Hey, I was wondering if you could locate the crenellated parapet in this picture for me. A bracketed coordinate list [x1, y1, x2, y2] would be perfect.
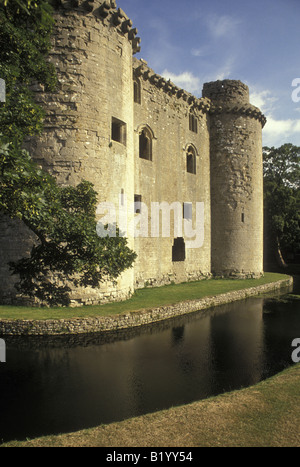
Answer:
[203, 80, 266, 127]
[209, 103, 267, 127]
[52, 0, 141, 54]
[133, 58, 211, 114]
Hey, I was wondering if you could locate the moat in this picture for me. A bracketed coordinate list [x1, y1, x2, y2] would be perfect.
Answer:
[0, 286, 299, 443]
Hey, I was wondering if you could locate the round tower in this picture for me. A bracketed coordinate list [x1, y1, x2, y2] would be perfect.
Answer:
[202, 80, 266, 278]
[0, 0, 140, 305]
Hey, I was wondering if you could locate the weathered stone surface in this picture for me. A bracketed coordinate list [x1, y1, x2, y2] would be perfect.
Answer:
[203, 81, 264, 278]
[0, 2, 266, 307]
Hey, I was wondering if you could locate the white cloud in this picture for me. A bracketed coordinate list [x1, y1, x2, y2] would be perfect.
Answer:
[249, 89, 278, 113]
[161, 69, 201, 94]
[191, 46, 210, 58]
[263, 116, 300, 147]
[207, 14, 242, 39]
[249, 87, 300, 146]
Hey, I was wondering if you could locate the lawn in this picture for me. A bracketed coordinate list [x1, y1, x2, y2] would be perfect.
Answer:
[2, 363, 300, 447]
[0, 272, 290, 320]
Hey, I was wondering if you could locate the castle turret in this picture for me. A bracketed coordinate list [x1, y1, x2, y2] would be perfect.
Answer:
[0, 0, 140, 305]
[202, 80, 266, 278]
[32, 1, 141, 304]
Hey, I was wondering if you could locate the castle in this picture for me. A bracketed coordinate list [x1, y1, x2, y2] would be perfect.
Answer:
[0, 0, 267, 306]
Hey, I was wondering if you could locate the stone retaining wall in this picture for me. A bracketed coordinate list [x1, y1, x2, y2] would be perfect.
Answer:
[0, 277, 293, 336]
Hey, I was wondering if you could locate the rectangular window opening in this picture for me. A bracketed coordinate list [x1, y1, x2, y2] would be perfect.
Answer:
[111, 117, 127, 145]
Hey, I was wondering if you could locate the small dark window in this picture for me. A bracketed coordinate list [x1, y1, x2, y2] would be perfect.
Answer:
[134, 78, 141, 104]
[134, 194, 142, 214]
[139, 128, 152, 161]
[111, 117, 126, 145]
[189, 113, 198, 133]
[187, 146, 196, 174]
[172, 237, 186, 262]
[241, 213, 245, 223]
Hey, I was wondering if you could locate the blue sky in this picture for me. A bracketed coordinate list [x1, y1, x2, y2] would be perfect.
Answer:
[120, 0, 300, 147]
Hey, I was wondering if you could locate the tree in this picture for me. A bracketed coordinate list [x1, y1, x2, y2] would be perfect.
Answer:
[0, 0, 136, 306]
[0, 0, 57, 143]
[263, 144, 300, 268]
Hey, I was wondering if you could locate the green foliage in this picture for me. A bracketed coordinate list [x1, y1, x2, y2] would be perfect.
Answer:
[263, 144, 300, 257]
[0, 0, 137, 306]
[0, 0, 57, 142]
[0, 137, 137, 306]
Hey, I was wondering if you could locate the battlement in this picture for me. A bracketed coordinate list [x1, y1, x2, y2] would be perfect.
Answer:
[203, 80, 266, 127]
[209, 102, 267, 127]
[133, 58, 211, 114]
[53, 0, 141, 54]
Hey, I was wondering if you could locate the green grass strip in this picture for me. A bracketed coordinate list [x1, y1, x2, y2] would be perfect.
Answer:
[0, 272, 289, 320]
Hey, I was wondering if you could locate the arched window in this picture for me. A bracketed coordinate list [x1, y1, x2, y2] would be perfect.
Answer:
[186, 145, 196, 174]
[134, 77, 141, 104]
[139, 127, 153, 161]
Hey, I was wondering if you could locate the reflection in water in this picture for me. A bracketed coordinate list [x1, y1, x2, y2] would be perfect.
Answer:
[0, 291, 299, 443]
[209, 299, 265, 392]
[171, 326, 185, 346]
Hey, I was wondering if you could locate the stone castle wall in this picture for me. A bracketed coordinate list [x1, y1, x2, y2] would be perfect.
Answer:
[133, 58, 212, 289]
[0, 1, 266, 306]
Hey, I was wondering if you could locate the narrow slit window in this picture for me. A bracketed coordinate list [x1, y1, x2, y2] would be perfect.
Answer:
[120, 189, 125, 206]
[189, 113, 198, 133]
[134, 78, 141, 104]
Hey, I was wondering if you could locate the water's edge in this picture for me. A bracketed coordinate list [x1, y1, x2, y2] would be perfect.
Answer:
[0, 277, 293, 336]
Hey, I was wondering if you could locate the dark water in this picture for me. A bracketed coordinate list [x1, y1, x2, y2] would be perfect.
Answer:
[0, 285, 300, 443]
